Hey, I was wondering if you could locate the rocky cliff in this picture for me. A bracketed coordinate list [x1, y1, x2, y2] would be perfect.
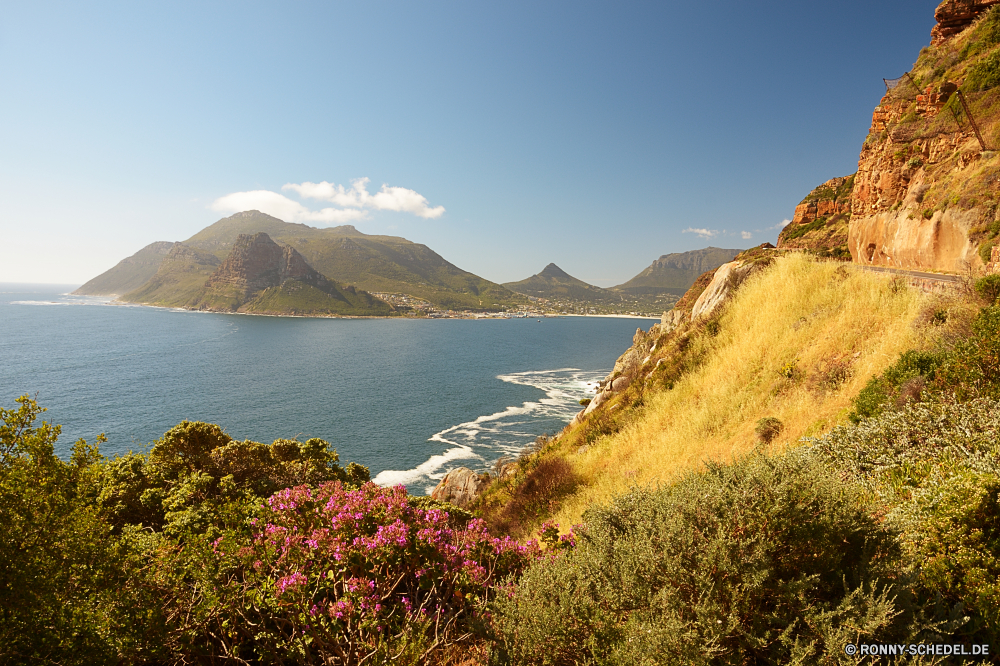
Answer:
[777, 176, 854, 258]
[845, 0, 1000, 273]
[193, 232, 392, 316]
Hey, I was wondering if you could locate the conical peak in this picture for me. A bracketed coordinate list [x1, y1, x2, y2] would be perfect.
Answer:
[539, 263, 571, 279]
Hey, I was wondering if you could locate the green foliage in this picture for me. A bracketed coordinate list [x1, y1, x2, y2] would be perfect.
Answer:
[809, 398, 1000, 643]
[974, 273, 1000, 303]
[893, 470, 1000, 644]
[849, 350, 943, 423]
[964, 49, 1000, 92]
[0, 397, 123, 665]
[754, 416, 783, 443]
[781, 216, 826, 242]
[492, 450, 914, 665]
[980, 239, 997, 265]
[960, 6, 1000, 60]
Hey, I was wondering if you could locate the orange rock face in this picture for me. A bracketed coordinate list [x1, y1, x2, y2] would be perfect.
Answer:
[205, 232, 328, 298]
[931, 0, 1000, 45]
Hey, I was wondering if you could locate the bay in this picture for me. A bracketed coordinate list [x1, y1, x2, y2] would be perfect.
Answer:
[0, 283, 654, 494]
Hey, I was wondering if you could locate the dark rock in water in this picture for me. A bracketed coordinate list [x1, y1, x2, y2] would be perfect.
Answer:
[430, 467, 488, 508]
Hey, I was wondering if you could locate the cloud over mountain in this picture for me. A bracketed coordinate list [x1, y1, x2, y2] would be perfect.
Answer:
[211, 178, 445, 224]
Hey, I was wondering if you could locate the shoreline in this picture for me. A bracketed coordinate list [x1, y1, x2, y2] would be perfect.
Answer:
[46, 292, 662, 321]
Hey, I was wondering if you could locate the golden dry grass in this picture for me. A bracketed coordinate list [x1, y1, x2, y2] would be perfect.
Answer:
[549, 254, 928, 530]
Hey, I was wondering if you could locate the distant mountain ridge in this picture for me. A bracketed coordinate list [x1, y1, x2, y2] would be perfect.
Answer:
[502, 263, 621, 302]
[77, 211, 526, 311]
[614, 247, 743, 296]
[121, 232, 391, 316]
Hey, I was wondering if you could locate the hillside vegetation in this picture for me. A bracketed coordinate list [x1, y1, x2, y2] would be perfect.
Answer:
[480, 254, 929, 535]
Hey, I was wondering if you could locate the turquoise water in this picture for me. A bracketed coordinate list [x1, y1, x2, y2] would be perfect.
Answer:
[0, 283, 654, 494]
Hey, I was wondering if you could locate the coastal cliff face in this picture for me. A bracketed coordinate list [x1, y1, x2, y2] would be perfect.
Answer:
[846, 0, 1000, 273]
[203, 232, 325, 300]
[777, 176, 854, 257]
[932, 0, 1000, 44]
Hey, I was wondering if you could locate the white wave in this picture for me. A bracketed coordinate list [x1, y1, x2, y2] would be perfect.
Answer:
[372, 445, 480, 487]
[373, 367, 607, 493]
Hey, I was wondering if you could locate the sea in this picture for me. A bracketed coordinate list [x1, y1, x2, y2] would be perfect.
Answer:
[0, 284, 655, 494]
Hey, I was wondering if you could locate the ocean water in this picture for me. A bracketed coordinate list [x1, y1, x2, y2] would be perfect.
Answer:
[0, 284, 654, 494]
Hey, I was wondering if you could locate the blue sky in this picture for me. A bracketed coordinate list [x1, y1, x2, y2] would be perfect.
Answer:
[1, 0, 940, 286]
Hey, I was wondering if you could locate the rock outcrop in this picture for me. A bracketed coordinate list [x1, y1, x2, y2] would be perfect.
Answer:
[932, 0, 1000, 45]
[777, 176, 854, 257]
[204, 232, 326, 299]
[430, 467, 488, 508]
[690, 260, 757, 321]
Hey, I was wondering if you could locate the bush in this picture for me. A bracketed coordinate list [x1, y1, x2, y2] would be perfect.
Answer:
[979, 240, 996, 265]
[965, 50, 1000, 92]
[849, 350, 943, 422]
[893, 470, 1000, 645]
[754, 416, 783, 443]
[975, 273, 1000, 303]
[492, 450, 914, 665]
[210, 483, 538, 663]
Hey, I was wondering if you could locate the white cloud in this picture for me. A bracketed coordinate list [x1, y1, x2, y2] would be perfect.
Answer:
[772, 219, 792, 230]
[682, 227, 718, 239]
[741, 231, 753, 240]
[210, 177, 445, 225]
[282, 177, 445, 219]
[210, 190, 367, 224]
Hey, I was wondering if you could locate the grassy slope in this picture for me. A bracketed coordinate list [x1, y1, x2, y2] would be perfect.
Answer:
[119, 245, 221, 307]
[613, 247, 742, 296]
[73, 241, 176, 295]
[487, 255, 928, 536]
[184, 212, 526, 311]
[241, 281, 393, 316]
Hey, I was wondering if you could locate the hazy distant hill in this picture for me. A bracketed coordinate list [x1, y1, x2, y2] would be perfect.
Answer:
[77, 211, 526, 311]
[502, 264, 620, 302]
[614, 247, 742, 296]
[73, 241, 177, 295]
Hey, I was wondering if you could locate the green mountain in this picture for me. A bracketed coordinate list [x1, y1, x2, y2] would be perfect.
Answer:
[181, 211, 525, 311]
[614, 247, 743, 296]
[502, 263, 619, 301]
[121, 244, 222, 307]
[73, 241, 177, 295]
[122, 233, 391, 316]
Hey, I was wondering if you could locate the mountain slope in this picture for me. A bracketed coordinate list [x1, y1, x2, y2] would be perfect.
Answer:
[502, 263, 620, 301]
[189, 232, 391, 316]
[183, 211, 525, 311]
[614, 247, 743, 296]
[73, 242, 177, 295]
[120, 244, 222, 307]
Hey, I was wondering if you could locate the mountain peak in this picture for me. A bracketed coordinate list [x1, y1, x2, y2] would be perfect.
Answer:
[539, 263, 571, 279]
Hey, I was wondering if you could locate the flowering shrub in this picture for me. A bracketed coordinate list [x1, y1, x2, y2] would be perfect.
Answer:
[214, 482, 539, 664]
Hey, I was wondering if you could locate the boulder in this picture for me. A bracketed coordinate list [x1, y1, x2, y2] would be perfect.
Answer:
[430, 467, 488, 508]
[611, 375, 632, 392]
[690, 261, 756, 321]
[584, 390, 610, 415]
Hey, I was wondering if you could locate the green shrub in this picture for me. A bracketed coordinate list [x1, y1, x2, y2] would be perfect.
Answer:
[754, 416, 783, 443]
[492, 450, 915, 665]
[974, 273, 1000, 303]
[893, 470, 1000, 645]
[965, 49, 1000, 91]
[980, 240, 997, 265]
[849, 350, 943, 422]
[932, 305, 1000, 399]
